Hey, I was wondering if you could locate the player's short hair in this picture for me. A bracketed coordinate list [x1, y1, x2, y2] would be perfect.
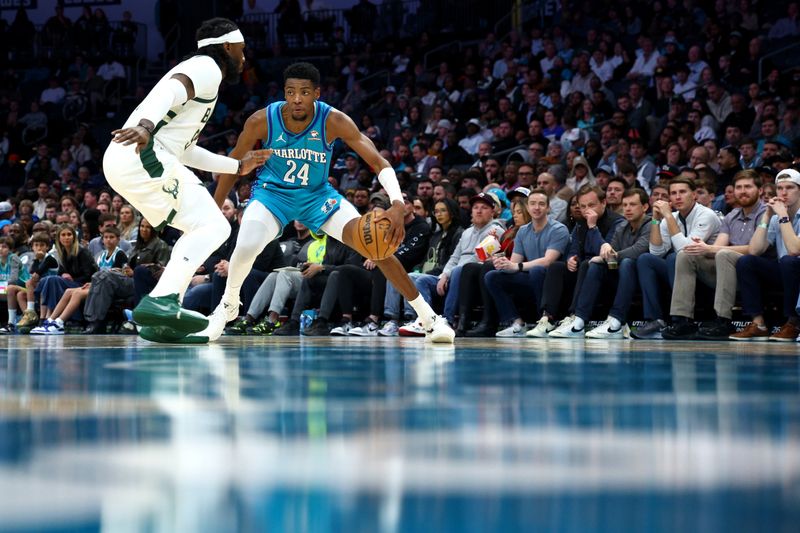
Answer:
[284, 62, 321, 87]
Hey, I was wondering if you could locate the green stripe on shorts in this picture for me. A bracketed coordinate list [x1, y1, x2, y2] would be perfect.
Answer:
[139, 136, 164, 178]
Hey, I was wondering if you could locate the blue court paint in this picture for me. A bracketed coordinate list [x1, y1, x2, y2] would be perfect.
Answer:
[1, 336, 799, 532]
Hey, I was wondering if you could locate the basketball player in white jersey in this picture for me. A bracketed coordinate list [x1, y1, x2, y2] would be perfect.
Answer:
[103, 18, 270, 343]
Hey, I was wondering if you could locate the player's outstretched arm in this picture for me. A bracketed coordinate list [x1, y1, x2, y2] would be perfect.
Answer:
[213, 109, 271, 208]
[111, 74, 195, 154]
[327, 109, 405, 248]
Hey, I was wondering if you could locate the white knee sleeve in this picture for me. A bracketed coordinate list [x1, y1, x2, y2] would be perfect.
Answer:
[224, 201, 282, 301]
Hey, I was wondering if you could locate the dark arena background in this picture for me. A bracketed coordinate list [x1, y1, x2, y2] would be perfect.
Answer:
[1, 1, 800, 531]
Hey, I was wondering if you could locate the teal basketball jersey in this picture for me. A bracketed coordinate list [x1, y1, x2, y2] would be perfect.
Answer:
[257, 101, 334, 191]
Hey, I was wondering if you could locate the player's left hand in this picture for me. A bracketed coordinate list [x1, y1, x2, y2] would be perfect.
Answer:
[239, 149, 273, 175]
[375, 201, 405, 249]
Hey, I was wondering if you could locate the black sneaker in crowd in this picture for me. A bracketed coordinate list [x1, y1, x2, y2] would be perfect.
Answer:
[661, 318, 699, 340]
[273, 319, 300, 336]
[303, 318, 331, 336]
[631, 319, 666, 340]
[697, 317, 736, 340]
[224, 317, 252, 336]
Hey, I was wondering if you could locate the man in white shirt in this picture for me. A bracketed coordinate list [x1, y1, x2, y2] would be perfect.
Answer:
[626, 37, 660, 81]
[97, 57, 126, 82]
[590, 49, 614, 83]
[686, 45, 709, 85]
[458, 118, 490, 155]
[632, 178, 721, 338]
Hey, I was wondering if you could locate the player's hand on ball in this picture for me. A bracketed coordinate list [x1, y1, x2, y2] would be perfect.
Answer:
[374, 202, 405, 250]
[239, 149, 272, 175]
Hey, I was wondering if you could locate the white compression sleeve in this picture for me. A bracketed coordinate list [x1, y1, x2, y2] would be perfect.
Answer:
[129, 77, 188, 127]
[181, 144, 239, 174]
[377, 167, 403, 204]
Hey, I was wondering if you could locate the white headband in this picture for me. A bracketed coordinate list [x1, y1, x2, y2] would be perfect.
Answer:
[197, 29, 244, 49]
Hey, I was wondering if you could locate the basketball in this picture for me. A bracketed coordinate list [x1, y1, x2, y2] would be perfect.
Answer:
[350, 208, 398, 261]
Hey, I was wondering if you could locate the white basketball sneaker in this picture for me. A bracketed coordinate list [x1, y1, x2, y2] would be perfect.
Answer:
[426, 315, 455, 344]
[190, 300, 239, 342]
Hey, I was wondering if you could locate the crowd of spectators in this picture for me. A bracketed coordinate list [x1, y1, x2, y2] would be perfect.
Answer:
[1, 1, 800, 341]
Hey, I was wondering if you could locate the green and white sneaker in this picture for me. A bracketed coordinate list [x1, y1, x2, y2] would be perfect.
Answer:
[133, 294, 208, 334]
[139, 325, 209, 344]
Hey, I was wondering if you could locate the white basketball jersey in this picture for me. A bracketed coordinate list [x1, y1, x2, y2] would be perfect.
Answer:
[123, 55, 222, 157]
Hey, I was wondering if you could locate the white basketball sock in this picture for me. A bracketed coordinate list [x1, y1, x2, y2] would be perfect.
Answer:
[572, 316, 585, 331]
[150, 183, 231, 300]
[408, 295, 435, 326]
[223, 202, 280, 305]
[151, 223, 230, 299]
[609, 316, 622, 330]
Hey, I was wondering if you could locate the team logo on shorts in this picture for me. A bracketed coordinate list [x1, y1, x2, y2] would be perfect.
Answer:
[309, 130, 320, 141]
[162, 178, 180, 199]
[321, 198, 338, 214]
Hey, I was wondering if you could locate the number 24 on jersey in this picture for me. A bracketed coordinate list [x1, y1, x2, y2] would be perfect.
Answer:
[282, 160, 309, 186]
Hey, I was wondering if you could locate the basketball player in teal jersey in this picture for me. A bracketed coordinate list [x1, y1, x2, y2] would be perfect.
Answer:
[198, 62, 454, 343]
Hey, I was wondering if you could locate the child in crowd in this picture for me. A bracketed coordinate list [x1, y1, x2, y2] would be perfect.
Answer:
[31, 226, 126, 334]
[5, 232, 55, 332]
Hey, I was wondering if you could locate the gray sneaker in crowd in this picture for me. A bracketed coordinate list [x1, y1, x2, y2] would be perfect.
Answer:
[496, 322, 527, 337]
[631, 319, 666, 340]
[378, 320, 399, 337]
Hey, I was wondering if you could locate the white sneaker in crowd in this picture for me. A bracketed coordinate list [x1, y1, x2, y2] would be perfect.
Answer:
[585, 318, 624, 339]
[399, 319, 426, 337]
[349, 320, 380, 336]
[30, 320, 56, 335]
[548, 315, 584, 338]
[526, 316, 555, 338]
[330, 322, 355, 336]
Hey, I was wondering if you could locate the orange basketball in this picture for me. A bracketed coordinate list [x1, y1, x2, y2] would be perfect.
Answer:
[351, 209, 398, 261]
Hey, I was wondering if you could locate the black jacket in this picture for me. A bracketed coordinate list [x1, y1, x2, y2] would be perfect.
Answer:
[394, 215, 432, 271]
[58, 247, 98, 284]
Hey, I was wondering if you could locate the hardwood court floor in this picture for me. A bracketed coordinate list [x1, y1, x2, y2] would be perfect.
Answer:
[1, 335, 799, 532]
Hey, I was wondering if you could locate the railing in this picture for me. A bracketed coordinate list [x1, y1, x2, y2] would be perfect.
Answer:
[236, 0, 526, 53]
[198, 128, 236, 148]
[31, 21, 148, 63]
[758, 40, 800, 83]
[162, 24, 181, 69]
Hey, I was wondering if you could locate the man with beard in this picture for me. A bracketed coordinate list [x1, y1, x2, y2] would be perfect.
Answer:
[660, 170, 766, 339]
[102, 18, 270, 342]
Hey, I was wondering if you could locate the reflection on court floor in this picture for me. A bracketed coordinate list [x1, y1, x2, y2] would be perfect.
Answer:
[1, 336, 799, 532]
